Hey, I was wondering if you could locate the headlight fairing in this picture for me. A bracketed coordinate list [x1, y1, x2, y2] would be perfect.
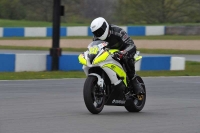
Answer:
[78, 54, 87, 65]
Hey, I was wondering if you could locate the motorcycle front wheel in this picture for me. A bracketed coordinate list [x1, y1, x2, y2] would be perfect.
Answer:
[83, 76, 105, 114]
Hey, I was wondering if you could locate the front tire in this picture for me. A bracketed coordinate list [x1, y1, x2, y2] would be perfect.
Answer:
[83, 76, 105, 114]
[125, 76, 146, 112]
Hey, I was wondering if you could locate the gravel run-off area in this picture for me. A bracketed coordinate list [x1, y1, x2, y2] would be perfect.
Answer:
[0, 39, 200, 50]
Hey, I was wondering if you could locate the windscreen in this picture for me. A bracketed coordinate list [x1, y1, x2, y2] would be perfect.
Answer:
[87, 40, 107, 63]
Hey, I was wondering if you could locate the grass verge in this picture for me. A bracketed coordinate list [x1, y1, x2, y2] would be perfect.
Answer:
[0, 35, 200, 40]
[0, 45, 200, 55]
[139, 49, 200, 55]
[0, 61, 199, 80]
[0, 45, 87, 52]
[0, 71, 86, 80]
[131, 35, 200, 40]
[0, 19, 89, 27]
[1, 19, 200, 27]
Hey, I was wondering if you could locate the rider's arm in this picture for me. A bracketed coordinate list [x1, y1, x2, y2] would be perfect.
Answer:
[119, 30, 136, 55]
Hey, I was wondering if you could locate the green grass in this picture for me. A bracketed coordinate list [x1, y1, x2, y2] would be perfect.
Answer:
[0, 35, 200, 40]
[0, 45, 87, 52]
[0, 19, 52, 27]
[0, 71, 86, 80]
[0, 37, 92, 40]
[0, 19, 89, 27]
[0, 61, 199, 80]
[0, 45, 200, 55]
[127, 23, 200, 26]
[131, 35, 200, 40]
[139, 49, 200, 55]
[1, 19, 200, 27]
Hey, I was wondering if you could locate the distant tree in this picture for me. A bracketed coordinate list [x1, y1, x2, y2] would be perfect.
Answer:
[112, 0, 132, 24]
[21, 0, 83, 23]
[21, 0, 53, 21]
[193, 0, 200, 22]
[61, 0, 83, 23]
[115, 0, 198, 24]
[1, 0, 199, 24]
[80, 0, 116, 23]
[0, 0, 25, 19]
[2, 0, 117, 23]
[61, 0, 116, 23]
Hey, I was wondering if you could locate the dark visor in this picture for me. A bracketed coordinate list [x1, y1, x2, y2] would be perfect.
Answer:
[93, 22, 107, 37]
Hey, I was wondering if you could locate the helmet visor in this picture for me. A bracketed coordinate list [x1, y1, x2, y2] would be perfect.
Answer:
[92, 22, 107, 37]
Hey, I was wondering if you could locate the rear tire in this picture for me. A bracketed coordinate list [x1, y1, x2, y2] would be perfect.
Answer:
[125, 76, 146, 112]
[83, 76, 105, 114]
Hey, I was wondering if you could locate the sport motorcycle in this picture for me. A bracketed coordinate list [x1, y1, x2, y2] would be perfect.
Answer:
[78, 40, 146, 114]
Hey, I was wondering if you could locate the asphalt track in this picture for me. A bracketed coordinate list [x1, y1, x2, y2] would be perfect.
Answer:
[0, 77, 200, 133]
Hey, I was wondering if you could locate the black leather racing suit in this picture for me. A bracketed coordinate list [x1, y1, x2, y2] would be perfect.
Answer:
[93, 24, 137, 79]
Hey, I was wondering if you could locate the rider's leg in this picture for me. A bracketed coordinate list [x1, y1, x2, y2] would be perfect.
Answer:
[123, 46, 144, 95]
[126, 58, 144, 95]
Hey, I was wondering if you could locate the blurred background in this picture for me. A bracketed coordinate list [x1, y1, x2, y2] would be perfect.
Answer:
[0, 0, 200, 77]
[0, 0, 200, 25]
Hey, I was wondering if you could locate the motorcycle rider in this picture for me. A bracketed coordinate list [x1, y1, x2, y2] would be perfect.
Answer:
[90, 17, 144, 95]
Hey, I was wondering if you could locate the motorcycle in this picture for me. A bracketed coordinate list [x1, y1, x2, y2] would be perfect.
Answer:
[78, 40, 146, 114]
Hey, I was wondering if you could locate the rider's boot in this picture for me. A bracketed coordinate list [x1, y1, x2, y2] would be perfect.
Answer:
[130, 76, 145, 95]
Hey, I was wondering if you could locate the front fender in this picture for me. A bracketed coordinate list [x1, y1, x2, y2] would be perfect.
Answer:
[88, 73, 104, 88]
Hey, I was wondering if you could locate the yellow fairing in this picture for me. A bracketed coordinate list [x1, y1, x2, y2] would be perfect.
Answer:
[108, 49, 119, 54]
[103, 63, 127, 86]
[134, 56, 142, 62]
[78, 54, 87, 65]
[93, 51, 109, 65]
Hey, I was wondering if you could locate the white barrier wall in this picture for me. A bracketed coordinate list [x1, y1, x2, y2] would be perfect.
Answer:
[15, 54, 47, 72]
[0, 28, 3, 37]
[25, 27, 46, 37]
[145, 26, 165, 36]
[135, 60, 142, 71]
[170, 57, 185, 70]
[0, 26, 166, 37]
[67, 26, 88, 36]
[0, 53, 186, 72]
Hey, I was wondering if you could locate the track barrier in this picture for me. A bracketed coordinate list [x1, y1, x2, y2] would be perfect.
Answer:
[0, 54, 185, 72]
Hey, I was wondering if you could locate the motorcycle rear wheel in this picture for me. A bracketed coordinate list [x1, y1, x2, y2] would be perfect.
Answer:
[83, 76, 105, 114]
[125, 76, 146, 112]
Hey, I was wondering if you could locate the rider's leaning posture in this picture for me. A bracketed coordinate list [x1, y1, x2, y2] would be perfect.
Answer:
[90, 17, 144, 95]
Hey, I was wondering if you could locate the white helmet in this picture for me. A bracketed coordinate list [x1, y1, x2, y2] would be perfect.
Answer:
[90, 17, 109, 40]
